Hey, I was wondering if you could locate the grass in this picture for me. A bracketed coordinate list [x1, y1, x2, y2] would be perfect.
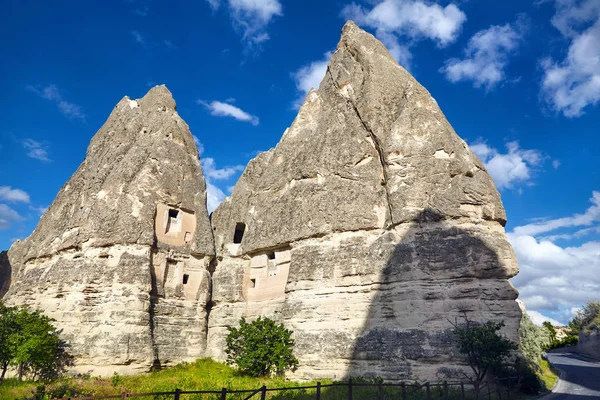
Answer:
[0, 358, 547, 400]
[538, 358, 559, 391]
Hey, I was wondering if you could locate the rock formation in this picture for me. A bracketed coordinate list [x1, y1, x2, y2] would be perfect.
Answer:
[2, 86, 214, 375]
[208, 21, 521, 381]
[1, 21, 521, 381]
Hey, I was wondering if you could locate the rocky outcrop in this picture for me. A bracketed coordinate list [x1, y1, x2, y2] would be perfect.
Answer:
[2, 86, 214, 375]
[0, 251, 10, 298]
[208, 21, 520, 381]
[1, 21, 521, 381]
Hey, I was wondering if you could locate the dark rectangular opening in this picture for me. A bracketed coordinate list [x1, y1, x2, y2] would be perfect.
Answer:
[183, 274, 189, 285]
[249, 278, 256, 288]
[268, 252, 275, 260]
[168, 209, 179, 219]
[233, 222, 246, 244]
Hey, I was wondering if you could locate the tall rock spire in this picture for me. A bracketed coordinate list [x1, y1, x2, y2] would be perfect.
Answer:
[208, 21, 520, 381]
[2, 85, 215, 374]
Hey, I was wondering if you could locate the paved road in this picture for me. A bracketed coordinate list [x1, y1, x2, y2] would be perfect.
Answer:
[544, 352, 600, 399]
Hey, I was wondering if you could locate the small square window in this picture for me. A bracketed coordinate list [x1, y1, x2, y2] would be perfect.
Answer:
[249, 278, 256, 288]
[268, 252, 275, 260]
[183, 274, 189, 285]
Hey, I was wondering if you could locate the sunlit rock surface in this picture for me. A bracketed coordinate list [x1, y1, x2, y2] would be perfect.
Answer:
[208, 21, 521, 381]
[2, 86, 215, 375]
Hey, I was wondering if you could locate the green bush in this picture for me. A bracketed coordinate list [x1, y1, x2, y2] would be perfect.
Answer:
[225, 317, 299, 377]
[0, 302, 73, 383]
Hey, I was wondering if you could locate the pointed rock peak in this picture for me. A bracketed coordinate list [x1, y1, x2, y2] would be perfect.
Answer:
[138, 84, 176, 111]
[336, 20, 397, 65]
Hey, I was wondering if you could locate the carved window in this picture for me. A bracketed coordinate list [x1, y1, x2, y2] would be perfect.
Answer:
[233, 222, 246, 244]
[267, 252, 275, 260]
[250, 278, 256, 288]
[183, 274, 189, 285]
[166, 209, 181, 233]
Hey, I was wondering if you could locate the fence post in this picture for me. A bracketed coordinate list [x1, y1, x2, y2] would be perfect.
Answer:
[174, 388, 181, 400]
[121, 391, 127, 400]
[507, 376, 511, 400]
[496, 378, 501, 400]
[487, 378, 491, 400]
[460, 382, 465, 400]
[401, 382, 406, 400]
[426, 382, 430, 400]
[444, 381, 448, 400]
[316, 382, 321, 400]
[220, 387, 227, 400]
[348, 378, 353, 400]
[261, 385, 267, 400]
[378, 381, 383, 400]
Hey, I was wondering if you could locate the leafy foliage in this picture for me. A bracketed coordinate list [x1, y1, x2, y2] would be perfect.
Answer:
[570, 300, 600, 335]
[225, 317, 299, 377]
[451, 314, 517, 389]
[519, 312, 551, 364]
[0, 302, 72, 383]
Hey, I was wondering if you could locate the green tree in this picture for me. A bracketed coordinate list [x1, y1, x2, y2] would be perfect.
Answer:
[542, 321, 556, 342]
[520, 313, 551, 364]
[451, 314, 517, 392]
[0, 303, 17, 383]
[225, 316, 299, 377]
[0, 302, 72, 383]
[570, 300, 600, 334]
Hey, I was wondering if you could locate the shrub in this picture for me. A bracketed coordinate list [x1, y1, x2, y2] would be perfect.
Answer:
[451, 314, 517, 391]
[225, 317, 299, 377]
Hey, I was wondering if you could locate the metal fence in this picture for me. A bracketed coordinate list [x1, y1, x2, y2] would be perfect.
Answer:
[56, 377, 519, 400]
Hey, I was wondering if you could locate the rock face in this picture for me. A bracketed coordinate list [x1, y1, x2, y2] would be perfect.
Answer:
[2, 86, 215, 375]
[1, 22, 521, 381]
[208, 21, 521, 381]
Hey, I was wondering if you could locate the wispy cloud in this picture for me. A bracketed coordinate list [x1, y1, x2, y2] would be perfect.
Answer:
[470, 141, 543, 190]
[131, 30, 146, 46]
[441, 15, 528, 90]
[512, 191, 600, 237]
[540, 0, 600, 117]
[198, 99, 259, 125]
[201, 158, 244, 180]
[195, 138, 245, 213]
[205, 0, 283, 48]
[0, 187, 30, 203]
[27, 84, 86, 121]
[341, 0, 467, 68]
[291, 51, 332, 109]
[21, 139, 51, 162]
[0, 204, 23, 230]
[509, 191, 600, 325]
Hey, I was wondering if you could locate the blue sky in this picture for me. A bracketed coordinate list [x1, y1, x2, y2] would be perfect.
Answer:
[0, 0, 598, 326]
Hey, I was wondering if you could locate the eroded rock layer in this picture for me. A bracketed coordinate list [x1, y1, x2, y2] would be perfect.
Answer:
[208, 21, 521, 381]
[3, 86, 214, 375]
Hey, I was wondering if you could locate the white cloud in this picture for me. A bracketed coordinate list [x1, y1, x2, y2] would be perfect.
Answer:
[509, 191, 600, 325]
[540, 0, 600, 117]
[291, 51, 332, 109]
[29, 205, 48, 216]
[201, 158, 245, 180]
[131, 30, 145, 46]
[0, 187, 30, 203]
[193, 135, 204, 156]
[512, 191, 600, 237]
[206, 182, 227, 213]
[341, 0, 467, 67]
[198, 100, 259, 125]
[206, 0, 282, 47]
[0, 204, 23, 230]
[195, 139, 244, 213]
[527, 310, 564, 327]
[22, 139, 51, 162]
[552, 160, 561, 169]
[470, 141, 543, 190]
[27, 84, 86, 121]
[441, 17, 527, 89]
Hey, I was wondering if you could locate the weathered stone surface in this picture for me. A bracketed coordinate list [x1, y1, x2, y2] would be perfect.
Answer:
[2, 86, 214, 375]
[2, 21, 521, 382]
[0, 250, 10, 298]
[208, 21, 520, 382]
